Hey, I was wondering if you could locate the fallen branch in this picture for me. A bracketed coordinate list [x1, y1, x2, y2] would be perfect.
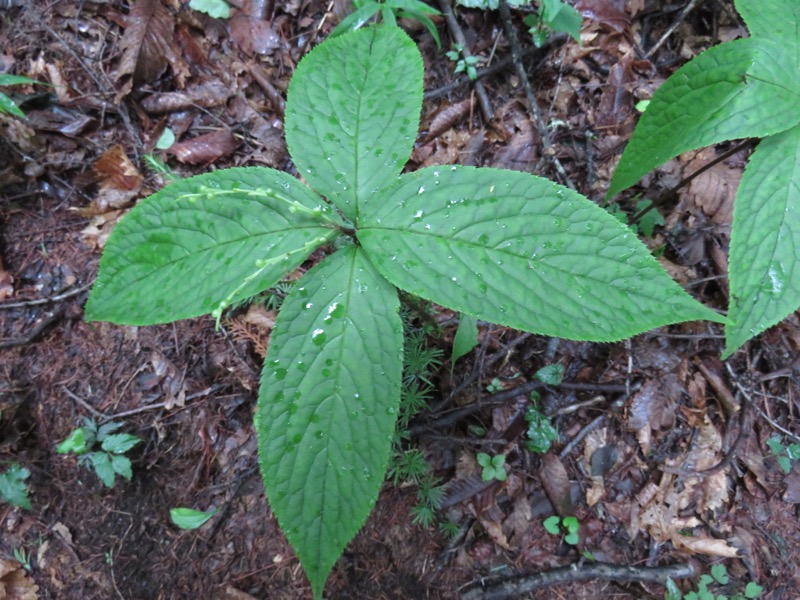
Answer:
[462, 561, 696, 600]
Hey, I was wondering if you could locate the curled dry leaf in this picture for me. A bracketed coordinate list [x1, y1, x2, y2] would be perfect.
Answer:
[81, 144, 144, 216]
[140, 80, 231, 115]
[230, 0, 280, 56]
[167, 129, 239, 165]
[424, 99, 471, 144]
[539, 453, 574, 516]
[114, 0, 190, 102]
[0, 558, 39, 600]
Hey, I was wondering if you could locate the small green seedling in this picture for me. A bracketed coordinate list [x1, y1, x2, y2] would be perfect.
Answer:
[189, 0, 230, 19]
[523, 0, 583, 47]
[12, 547, 32, 572]
[0, 74, 45, 118]
[85, 25, 722, 598]
[170, 507, 219, 530]
[533, 362, 564, 385]
[446, 43, 481, 80]
[57, 418, 142, 488]
[543, 514, 579, 545]
[332, 0, 442, 47]
[766, 435, 800, 474]
[0, 463, 32, 510]
[524, 397, 558, 453]
[477, 452, 507, 481]
[665, 564, 763, 600]
[608, 0, 800, 357]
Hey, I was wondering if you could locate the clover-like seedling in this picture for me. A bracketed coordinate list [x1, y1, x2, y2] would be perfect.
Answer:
[85, 25, 722, 598]
[608, 0, 800, 357]
[477, 452, 507, 481]
[543, 515, 579, 545]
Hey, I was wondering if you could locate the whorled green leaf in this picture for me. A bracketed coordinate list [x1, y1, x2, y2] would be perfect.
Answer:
[725, 124, 800, 357]
[85, 167, 342, 325]
[359, 166, 724, 342]
[607, 37, 800, 198]
[285, 26, 423, 223]
[256, 245, 403, 599]
[736, 0, 800, 63]
[0, 92, 25, 118]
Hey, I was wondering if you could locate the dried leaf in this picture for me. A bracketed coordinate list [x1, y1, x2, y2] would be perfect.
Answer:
[230, 9, 281, 56]
[115, 0, 190, 102]
[140, 80, 231, 115]
[684, 147, 740, 226]
[167, 129, 239, 165]
[424, 99, 471, 143]
[0, 558, 39, 600]
[539, 454, 574, 516]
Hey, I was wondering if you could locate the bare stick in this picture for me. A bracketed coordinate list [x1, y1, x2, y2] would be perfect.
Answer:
[462, 561, 696, 599]
[0, 282, 93, 310]
[644, 0, 703, 60]
[497, 0, 574, 189]
[438, 0, 494, 122]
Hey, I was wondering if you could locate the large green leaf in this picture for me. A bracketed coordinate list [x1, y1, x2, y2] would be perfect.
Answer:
[725, 124, 800, 357]
[256, 245, 403, 599]
[359, 166, 724, 341]
[285, 26, 423, 223]
[85, 168, 341, 325]
[736, 0, 800, 63]
[607, 38, 800, 198]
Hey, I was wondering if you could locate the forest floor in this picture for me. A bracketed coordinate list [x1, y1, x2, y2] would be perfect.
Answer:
[1, 0, 800, 598]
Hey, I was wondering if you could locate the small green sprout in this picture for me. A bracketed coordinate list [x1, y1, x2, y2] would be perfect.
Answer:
[524, 396, 558, 453]
[665, 564, 763, 600]
[12, 547, 32, 572]
[446, 43, 481, 80]
[57, 418, 142, 488]
[476, 452, 507, 481]
[0, 464, 32, 510]
[766, 435, 800, 474]
[543, 514, 579, 545]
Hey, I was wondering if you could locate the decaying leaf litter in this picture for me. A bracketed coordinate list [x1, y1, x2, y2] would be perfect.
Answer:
[1, 0, 799, 598]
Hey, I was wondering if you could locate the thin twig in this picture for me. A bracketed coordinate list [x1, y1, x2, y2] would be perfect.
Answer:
[644, 0, 703, 59]
[461, 561, 696, 600]
[424, 35, 566, 101]
[62, 386, 107, 419]
[0, 282, 93, 310]
[629, 139, 752, 223]
[497, 0, 575, 189]
[0, 307, 64, 348]
[438, 0, 494, 122]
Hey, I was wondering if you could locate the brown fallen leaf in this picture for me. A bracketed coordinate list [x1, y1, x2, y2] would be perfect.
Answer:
[140, 80, 231, 115]
[539, 453, 574, 516]
[114, 0, 190, 102]
[167, 129, 239, 165]
[0, 558, 39, 600]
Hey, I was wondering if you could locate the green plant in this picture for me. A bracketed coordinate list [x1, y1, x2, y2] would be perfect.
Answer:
[524, 396, 558, 453]
[332, 0, 442, 47]
[0, 74, 44, 118]
[446, 43, 481, 80]
[665, 564, 763, 600]
[485, 377, 504, 393]
[543, 514, 579, 545]
[766, 435, 800, 474]
[189, 0, 230, 19]
[12, 547, 32, 572]
[85, 25, 722, 598]
[0, 464, 31, 510]
[56, 418, 142, 488]
[607, 0, 800, 358]
[476, 452, 507, 481]
[522, 0, 582, 47]
[170, 507, 219, 529]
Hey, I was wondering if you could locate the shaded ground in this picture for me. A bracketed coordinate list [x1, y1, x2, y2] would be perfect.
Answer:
[2, 0, 800, 598]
